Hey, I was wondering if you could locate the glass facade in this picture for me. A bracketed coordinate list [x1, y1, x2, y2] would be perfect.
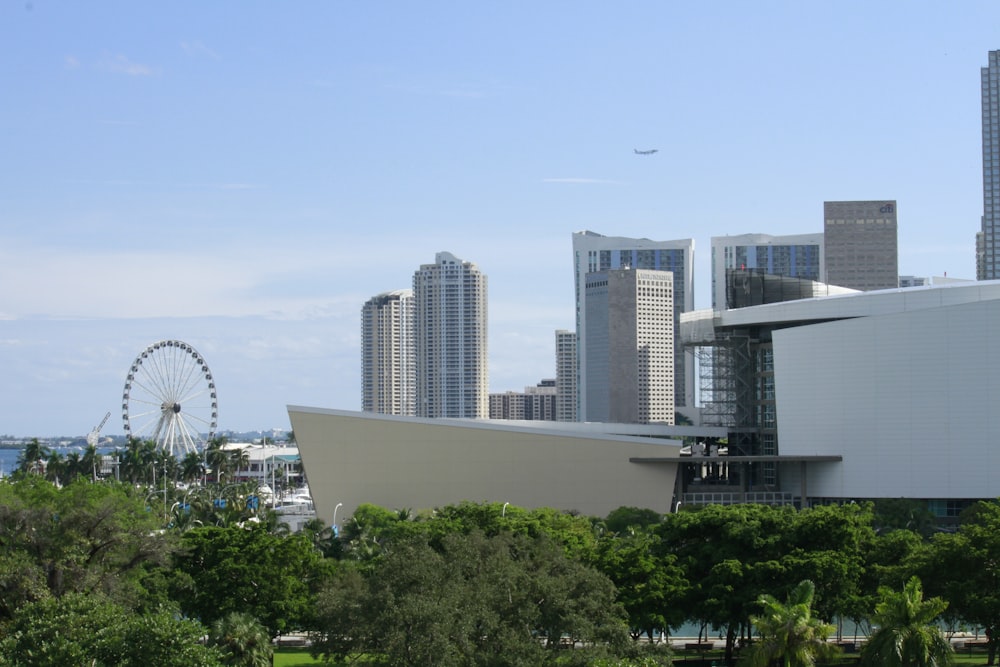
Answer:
[711, 234, 823, 309]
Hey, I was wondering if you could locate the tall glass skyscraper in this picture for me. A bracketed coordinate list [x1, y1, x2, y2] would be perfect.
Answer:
[980, 50, 1000, 280]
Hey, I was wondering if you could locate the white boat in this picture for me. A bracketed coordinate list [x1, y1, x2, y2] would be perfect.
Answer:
[274, 486, 316, 531]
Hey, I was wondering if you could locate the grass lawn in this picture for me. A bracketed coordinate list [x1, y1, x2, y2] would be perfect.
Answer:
[953, 651, 994, 666]
[274, 645, 996, 666]
[273, 648, 323, 666]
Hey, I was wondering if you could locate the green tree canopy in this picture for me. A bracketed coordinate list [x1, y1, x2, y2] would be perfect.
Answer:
[595, 526, 689, 641]
[312, 530, 630, 666]
[0, 592, 222, 667]
[604, 505, 664, 535]
[171, 522, 329, 636]
[0, 477, 174, 621]
[920, 500, 1000, 664]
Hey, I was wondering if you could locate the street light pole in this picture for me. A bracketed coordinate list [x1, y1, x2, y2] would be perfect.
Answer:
[333, 502, 343, 528]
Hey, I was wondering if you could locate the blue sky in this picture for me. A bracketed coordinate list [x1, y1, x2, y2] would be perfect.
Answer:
[2, 1, 996, 437]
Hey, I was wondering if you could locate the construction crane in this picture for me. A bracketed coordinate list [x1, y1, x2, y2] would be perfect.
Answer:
[87, 411, 111, 448]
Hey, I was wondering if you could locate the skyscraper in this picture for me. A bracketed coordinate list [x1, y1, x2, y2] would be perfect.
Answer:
[572, 231, 694, 420]
[823, 200, 898, 291]
[980, 50, 1000, 280]
[361, 289, 415, 415]
[710, 233, 824, 309]
[554, 329, 577, 422]
[583, 268, 675, 424]
[413, 251, 488, 419]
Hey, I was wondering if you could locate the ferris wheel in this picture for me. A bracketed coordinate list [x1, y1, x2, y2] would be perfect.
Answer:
[122, 339, 218, 457]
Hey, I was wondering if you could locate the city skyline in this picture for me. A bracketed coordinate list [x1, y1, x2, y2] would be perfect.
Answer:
[2, 3, 997, 436]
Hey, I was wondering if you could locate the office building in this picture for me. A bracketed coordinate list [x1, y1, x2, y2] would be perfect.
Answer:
[572, 232, 694, 418]
[413, 252, 488, 419]
[584, 268, 675, 424]
[554, 329, 577, 422]
[823, 200, 898, 291]
[489, 379, 557, 421]
[710, 233, 824, 309]
[980, 50, 1000, 279]
[361, 290, 415, 416]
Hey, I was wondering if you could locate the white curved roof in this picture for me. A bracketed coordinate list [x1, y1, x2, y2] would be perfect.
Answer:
[718, 280, 1000, 328]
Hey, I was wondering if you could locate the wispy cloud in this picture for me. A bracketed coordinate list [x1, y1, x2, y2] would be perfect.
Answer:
[64, 55, 80, 70]
[541, 177, 623, 185]
[180, 41, 219, 60]
[98, 52, 153, 76]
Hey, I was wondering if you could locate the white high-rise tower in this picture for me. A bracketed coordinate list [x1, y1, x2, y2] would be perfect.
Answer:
[361, 290, 415, 415]
[413, 252, 488, 419]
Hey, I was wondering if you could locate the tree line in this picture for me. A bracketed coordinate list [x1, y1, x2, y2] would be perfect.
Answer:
[1, 469, 998, 666]
[16, 436, 269, 487]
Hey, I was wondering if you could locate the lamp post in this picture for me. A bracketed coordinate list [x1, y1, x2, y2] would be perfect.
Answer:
[333, 502, 343, 528]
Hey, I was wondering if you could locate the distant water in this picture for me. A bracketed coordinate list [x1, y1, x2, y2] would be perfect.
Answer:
[0, 446, 119, 478]
[0, 447, 22, 476]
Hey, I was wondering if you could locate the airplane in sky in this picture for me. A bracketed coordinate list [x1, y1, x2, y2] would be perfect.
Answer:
[634, 148, 658, 155]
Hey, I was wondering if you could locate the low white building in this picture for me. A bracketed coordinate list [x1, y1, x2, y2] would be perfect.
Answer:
[219, 442, 306, 493]
[681, 280, 1000, 518]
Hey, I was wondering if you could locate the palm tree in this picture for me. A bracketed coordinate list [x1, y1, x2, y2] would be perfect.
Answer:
[744, 579, 840, 667]
[205, 437, 230, 483]
[17, 438, 49, 475]
[209, 611, 273, 666]
[81, 443, 100, 481]
[228, 446, 249, 482]
[44, 450, 65, 485]
[861, 577, 954, 667]
[301, 517, 338, 556]
[64, 451, 83, 484]
[180, 451, 205, 484]
[119, 438, 157, 485]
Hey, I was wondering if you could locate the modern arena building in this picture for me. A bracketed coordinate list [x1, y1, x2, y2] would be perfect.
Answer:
[288, 280, 1000, 528]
